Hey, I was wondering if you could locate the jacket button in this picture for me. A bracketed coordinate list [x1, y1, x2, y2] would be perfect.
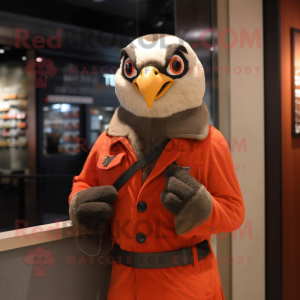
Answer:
[136, 233, 146, 244]
[137, 201, 147, 212]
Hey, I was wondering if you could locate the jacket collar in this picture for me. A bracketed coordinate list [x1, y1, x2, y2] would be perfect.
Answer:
[107, 101, 210, 141]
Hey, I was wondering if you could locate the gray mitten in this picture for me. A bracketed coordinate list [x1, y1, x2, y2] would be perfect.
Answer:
[69, 186, 118, 235]
[161, 165, 213, 235]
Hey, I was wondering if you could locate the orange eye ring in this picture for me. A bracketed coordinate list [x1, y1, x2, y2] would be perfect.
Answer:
[169, 56, 183, 74]
[124, 59, 134, 77]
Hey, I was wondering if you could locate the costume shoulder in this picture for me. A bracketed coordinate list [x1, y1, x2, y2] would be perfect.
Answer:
[205, 125, 230, 153]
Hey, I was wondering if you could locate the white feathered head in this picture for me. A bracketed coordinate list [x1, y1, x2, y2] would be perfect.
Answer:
[115, 34, 205, 118]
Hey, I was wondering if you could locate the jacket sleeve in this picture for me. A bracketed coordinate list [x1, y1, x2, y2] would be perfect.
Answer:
[68, 134, 104, 204]
[182, 127, 245, 237]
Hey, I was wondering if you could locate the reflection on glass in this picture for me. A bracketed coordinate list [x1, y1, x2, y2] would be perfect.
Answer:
[43, 103, 80, 155]
[294, 30, 300, 135]
[295, 69, 300, 134]
[90, 106, 116, 144]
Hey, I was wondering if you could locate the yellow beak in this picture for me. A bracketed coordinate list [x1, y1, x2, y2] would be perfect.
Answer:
[132, 66, 174, 108]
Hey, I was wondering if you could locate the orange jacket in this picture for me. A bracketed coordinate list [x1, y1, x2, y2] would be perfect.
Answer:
[69, 125, 244, 300]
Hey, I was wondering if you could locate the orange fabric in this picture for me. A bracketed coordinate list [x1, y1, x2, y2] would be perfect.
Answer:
[69, 125, 244, 300]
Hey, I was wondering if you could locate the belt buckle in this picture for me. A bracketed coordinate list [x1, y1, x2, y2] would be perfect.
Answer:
[181, 248, 191, 266]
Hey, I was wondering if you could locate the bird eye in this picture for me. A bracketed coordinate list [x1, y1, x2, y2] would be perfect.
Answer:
[167, 55, 184, 76]
[123, 57, 137, 78]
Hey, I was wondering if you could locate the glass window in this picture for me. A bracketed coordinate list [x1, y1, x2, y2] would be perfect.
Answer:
[89, 106, 116, 144]
[0, 0, 218, 231]
[43, 103, 80, 155]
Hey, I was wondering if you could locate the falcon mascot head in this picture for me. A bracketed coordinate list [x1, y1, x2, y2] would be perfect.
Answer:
[114, 34, 206, 118]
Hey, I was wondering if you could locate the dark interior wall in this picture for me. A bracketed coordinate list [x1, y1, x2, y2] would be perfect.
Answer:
[0, 0, 175, 37]
[280, 0, 300, 299]
[263, 1, 282, 300]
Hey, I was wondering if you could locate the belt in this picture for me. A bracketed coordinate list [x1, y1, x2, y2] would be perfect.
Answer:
[109, 239, 211, 269]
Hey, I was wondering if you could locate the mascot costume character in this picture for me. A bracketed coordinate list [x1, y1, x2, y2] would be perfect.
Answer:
[69, 34, 245, 300]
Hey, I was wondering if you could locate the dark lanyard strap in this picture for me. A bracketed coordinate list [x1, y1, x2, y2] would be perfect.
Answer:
[113, 139, 171, 191]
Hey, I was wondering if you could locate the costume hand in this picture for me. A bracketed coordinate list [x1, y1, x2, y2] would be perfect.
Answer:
[69, 186, 118, 235]
[160, 165, 213, 235]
